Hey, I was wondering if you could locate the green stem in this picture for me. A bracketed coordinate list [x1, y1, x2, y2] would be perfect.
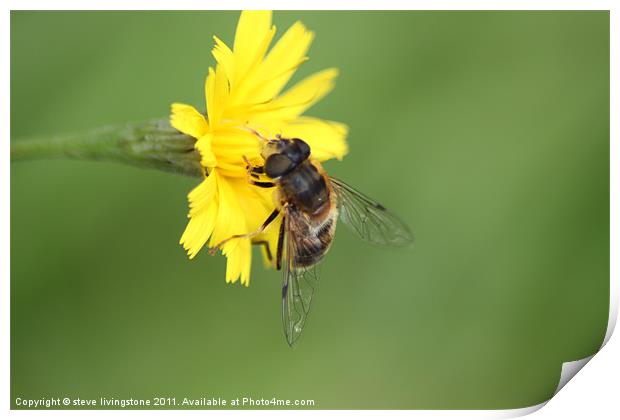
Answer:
[10, 119, 203, 178]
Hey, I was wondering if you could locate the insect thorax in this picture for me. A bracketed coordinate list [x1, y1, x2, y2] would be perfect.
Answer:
[278, 161, 330, 215]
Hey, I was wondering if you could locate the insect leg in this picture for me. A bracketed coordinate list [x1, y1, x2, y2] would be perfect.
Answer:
[276, 214, 286, 271]
[209, 208, 280, 255]
[243, 155, 272, 185]
[249, 168, 264, 180]
[254, 240, 273, 263]
[243, 155, 265, 174]
[248, 180, 275, 188]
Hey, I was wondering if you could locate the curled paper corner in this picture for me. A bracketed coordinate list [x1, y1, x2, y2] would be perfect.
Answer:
[554, 355, 595, 395]
[602, 292, 618, 347]
[493, 284, 618, 418]
[552, 279, 618, 397]
[491, 401, 547, 419]
[492, 353, 603, 418]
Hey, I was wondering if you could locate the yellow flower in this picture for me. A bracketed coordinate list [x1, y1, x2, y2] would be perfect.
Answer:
[170, 10, 348, 286]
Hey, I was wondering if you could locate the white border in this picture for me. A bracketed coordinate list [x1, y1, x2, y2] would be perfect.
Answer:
[3, 2, 617, 419]
[2, 0, 619, 10]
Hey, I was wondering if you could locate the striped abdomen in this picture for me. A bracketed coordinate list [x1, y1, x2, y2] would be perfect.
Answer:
[290, 208, 338, 268]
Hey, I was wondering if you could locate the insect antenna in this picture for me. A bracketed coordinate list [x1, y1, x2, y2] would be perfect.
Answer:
[242, 125, 270, 143]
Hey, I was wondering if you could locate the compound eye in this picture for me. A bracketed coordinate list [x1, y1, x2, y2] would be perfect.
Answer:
[292, 138, 311, 161]
[265, 154, 295, 178]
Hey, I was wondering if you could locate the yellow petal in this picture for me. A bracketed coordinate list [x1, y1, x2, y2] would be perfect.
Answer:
[180, 208, 218, 259]
[227, 177, 281, 270]
[225, 238, 252, 286]
[229, 177, 276, 229]
[250, 68, 339, 125]
[233, 11, 274, 87]
[210, 128, 261, 177]
[208, 171, 253, 284]
[211, 36, 235, 87]
[249, 21, 315, 103]
[239, 239, 252, 285]
[170, 103, 209, 139]
[205, 65, 230, 127]
[180, 174, 219, 258]
[229, 31, 277, 107]
[186, 170, 217, 216]
[195, 133, 218, 168]
[209, 171, 235, 246]
[281, 116, 349, 161]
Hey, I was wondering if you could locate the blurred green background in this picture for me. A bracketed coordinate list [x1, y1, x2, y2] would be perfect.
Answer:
[10, 11, 609, 409]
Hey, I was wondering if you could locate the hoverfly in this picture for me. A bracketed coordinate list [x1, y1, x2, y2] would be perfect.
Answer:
[211, 133, 413, 346]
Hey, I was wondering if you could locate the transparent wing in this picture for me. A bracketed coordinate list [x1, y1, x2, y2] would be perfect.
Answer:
[330, 177, 413, 247]
[281, 212, 320, 347]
